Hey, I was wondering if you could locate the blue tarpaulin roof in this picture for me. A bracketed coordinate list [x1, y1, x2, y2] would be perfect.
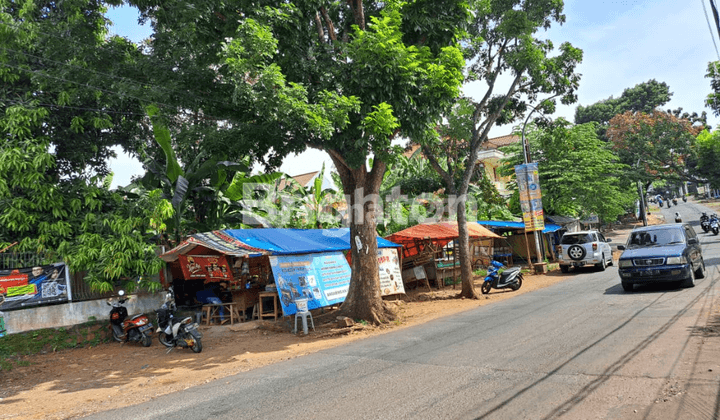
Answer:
[477, 220, 563, 234]
[224, 228, 401, 255]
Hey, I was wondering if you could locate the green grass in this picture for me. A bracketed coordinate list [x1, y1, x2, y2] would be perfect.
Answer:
[0, 320, 111, 371]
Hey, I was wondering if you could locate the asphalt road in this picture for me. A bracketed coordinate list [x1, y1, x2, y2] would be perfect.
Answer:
[85, 201, 720, 420]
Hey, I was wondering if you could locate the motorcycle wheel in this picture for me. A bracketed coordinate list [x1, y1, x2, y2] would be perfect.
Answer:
[714, 228, 719, 236]
[141, 332, 152, 347]
[481, 282, 492, 295]
[158, 332, 174, 348]
[111, 327, 124, 343]
[511, 276, 523, 291]
[190, 338, 203, 353]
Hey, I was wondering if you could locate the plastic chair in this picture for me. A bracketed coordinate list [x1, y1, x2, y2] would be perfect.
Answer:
[293, 310, 315, 335]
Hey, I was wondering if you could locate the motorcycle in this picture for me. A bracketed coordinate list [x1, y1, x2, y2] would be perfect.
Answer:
[674, 212, 682, 223]
[682, 196, 687, 203]
[667, 199, 672, 208]
[481, 260, 523, 294]
[156, 288, 203, 353]
[701, 212, 710, 233]
[711, 214, 720, 236]
[672, 198, 678, 206]
[657, 197, 664, 208]
[108, 290, 153, 347]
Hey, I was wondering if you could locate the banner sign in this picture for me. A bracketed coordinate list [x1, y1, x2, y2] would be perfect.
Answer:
[269, 252, 351, 316]
[178, 254, 234, 282]
[0, 263, 69, 311]
[378, 248, 404, 296]
[515, 163, 545, 231]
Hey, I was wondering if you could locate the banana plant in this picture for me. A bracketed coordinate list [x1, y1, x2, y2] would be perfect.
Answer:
[143, 105, 248, 244]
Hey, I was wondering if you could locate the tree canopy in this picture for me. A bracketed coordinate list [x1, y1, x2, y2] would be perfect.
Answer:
[420, 0, 583, 298]
[502, 120, 634, 223]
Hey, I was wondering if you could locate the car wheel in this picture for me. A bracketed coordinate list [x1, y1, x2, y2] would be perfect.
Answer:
[681, 269, 695, 288]
[595, 254, 607, 271]
[568, 245, 586, 261]
[695, 259, 706, 279]
[560, 265, 569, 273]
[621, 281, 634, 292]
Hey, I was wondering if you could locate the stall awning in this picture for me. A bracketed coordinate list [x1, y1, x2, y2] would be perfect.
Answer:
[223, 228, 401, 255]
[477, 220, 562, 234]
[159, 231, 268, 262]
[387, 221, 501, 244]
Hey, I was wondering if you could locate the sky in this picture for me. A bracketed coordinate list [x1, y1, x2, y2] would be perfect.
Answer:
[104, 0, 720, 188]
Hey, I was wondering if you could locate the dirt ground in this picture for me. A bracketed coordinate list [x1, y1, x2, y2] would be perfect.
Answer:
[0, 217, 664, 420]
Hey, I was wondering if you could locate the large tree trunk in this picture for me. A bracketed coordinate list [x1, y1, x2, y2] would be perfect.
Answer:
[456, 204, 479, 299]
[328, 151, 395, 325]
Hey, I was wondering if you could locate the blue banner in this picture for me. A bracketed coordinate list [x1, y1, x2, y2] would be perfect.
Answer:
[269, 252, 351, 316]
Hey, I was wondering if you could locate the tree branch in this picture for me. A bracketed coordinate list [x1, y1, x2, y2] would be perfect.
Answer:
[320, 7, 337, 42]
[314, 11, 325, 42]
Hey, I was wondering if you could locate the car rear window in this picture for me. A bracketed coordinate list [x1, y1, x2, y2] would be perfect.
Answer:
[560, 234, 594, 245]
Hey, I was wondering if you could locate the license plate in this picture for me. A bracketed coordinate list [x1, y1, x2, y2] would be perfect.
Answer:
[639, 270, 659, 277]
[139, 324, 153, 332]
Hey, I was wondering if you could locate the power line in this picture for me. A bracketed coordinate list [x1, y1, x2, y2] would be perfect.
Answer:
[0, 20, 236, 111]
[0, 61, 228, 122]
[704, 0, 720, 60]
[2, 98, 147, 116]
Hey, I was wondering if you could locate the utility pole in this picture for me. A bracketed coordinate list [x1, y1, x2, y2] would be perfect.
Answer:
[520, 98, 558, 267]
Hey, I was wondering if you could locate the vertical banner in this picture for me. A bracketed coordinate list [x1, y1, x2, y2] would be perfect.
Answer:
[378, 248, 405, 296]
[178, 254, 234, 282]
[269, 252, 351, 316]
[0, 263, 69, 310]
[515, 163, 545, 231]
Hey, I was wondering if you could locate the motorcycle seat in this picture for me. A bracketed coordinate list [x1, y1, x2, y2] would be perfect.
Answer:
[500, 267, 520, 280]
[129, 314, 145, 321]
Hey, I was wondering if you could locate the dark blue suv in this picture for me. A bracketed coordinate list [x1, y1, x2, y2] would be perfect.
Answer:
[617, 223, 705, 292]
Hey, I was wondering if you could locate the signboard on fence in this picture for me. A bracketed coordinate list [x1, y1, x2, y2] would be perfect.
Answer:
[269, 252, 352, 316]
[515, 163, 545, 231]
[0, 263, 69, 311]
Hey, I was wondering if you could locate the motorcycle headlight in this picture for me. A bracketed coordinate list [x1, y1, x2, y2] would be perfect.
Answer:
[619, 260, 633, 268]
[666, 256, 687, 265]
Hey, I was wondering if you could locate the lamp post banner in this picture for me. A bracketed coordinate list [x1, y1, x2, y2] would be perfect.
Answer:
[515, 163, 545, 231]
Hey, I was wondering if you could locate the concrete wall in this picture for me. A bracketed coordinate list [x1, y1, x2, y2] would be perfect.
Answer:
[2, 292, 165, 334]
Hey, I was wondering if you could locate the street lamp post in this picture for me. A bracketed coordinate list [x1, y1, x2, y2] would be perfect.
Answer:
[520, 99, 557, 267]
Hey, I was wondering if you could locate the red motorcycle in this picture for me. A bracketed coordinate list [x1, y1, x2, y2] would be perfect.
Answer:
[107, 290, 153, 347]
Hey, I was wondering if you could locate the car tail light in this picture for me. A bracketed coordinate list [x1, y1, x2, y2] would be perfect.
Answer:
[592, 243, 598, 251]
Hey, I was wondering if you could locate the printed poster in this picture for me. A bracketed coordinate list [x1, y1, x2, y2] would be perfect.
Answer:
[178, 254, 234, 282]
[269, 252, 351, 316]
[0, 263, 69, 311]
[515, 163, 545, 231]
[378, 248, 404, 296]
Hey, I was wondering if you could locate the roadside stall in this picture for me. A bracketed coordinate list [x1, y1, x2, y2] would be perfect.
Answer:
[160, 228, 403, 322]
[476, 220, 563, 264]
[386, 222, 501, 289]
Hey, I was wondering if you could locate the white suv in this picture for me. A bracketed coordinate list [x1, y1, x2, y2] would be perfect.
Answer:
[558, 230, 613, 273]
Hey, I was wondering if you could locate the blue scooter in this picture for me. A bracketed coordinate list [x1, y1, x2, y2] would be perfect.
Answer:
[481, 260, 524, 294]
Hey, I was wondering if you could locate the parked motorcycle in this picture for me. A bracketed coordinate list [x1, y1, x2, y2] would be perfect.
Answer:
[701, 212, 710, 233]
[711, 214, 720, 236]
[672, 198, 678, 206]
[156, 288, 203, 353]
[108, 291, 153, 347]
[481, 260, 523, 294]
[674, 212, 682, 223]
[666, 199, 672, 208]
[682, 196, 687, 203]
